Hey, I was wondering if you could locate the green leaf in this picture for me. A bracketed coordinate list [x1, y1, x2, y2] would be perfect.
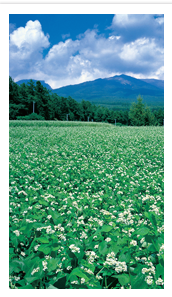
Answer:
[37, 237, 49, 244]
[117, 236, 128, 246]
[48, 209, 62, 225]
[109, 243, 119, 255]
[71, 268, 89, 278]
[145, 234, 154, 243]
[25, 276, 40, 283]
[156, 264, 164, 278]
[136, 227, 150, 236]
[113, 274, 130, 286]
[101, 225, 113, 233]
[38, 245, 51, 255]
[147, 243, 156, 252]
[11, 235, 18, 248]
[119, 252, 131, 263]
[98, 241, 108, 255]
[48, 258, 61, 271]
[18, 284, 33, 289]
[130, 272, 147, 289]
[9, 259, 25, 274]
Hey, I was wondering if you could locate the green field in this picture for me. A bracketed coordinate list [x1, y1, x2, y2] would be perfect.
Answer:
[9, 122, 164, 289]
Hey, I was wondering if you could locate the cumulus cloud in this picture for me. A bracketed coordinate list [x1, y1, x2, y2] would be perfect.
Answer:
[9, 20, 50, 79]
[110, 14, 164, 45]
[9, 16, 164, 88]
[10, 20, 49, 51]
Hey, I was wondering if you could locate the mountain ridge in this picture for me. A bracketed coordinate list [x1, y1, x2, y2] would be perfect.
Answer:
[52, 74, 164, 107]
[15, 74, 164, 108]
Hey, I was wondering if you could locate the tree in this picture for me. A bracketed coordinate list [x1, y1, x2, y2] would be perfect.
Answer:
[35, 81, 50, 119]
[9, 76, 25, 119]
[129, 96, 156, 126]
[144, 106, 156, 126]
[129, 96, 146, 126]
[153, 109, 164, 126]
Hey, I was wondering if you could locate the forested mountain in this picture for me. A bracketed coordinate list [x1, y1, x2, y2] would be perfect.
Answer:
[9, 76, 164, 126]
[140, 79, 164, 89]
[52, 74, 164, 108]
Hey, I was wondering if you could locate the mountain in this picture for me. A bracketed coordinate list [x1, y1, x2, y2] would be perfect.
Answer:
[140, 78, 164, 90]
[16, 79, 52, 90]
[52, 74, 164, 108]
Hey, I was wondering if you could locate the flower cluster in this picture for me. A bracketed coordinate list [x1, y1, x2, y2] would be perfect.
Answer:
[69, 244, 80, 253]
[104, 252, 127, 273]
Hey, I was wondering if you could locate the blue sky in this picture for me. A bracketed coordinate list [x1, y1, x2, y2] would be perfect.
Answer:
[9, 14, 164, 89]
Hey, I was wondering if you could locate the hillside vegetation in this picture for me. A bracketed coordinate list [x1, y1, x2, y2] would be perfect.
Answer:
[10, 77, 164, 126]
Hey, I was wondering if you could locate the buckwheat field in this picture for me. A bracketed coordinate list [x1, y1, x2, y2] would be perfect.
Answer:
[9, 122, 164, 289]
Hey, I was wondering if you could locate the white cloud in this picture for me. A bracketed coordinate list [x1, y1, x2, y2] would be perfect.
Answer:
[155, 17, 164, 25]
[111, 14, 148, 28]
[9, 19, 164, 89]
[10, 20, 50, 51]
[62, 33, 70, 39]
[9, 20, 50, 80]
[119, 38, 154, 61]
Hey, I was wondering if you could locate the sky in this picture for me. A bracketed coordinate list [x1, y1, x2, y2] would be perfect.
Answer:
[9, 14, 164, 89]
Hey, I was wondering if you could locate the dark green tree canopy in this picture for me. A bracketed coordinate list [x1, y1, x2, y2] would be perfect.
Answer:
[9, 77, 163, 125]
[129, 95, 157, 126]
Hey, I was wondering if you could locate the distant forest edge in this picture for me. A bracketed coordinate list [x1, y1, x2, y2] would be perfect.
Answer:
[10, 77, 164, 126]
[16, 74, 164, 110]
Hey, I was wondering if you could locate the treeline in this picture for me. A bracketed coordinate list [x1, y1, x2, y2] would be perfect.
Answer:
[9, 77, 164, 126]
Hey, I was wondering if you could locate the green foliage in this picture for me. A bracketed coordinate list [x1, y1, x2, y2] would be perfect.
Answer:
[129, 96, 156, 126]
[9, 76, 163, 125]
[16, 113, 45, 121]
[9, 123, 164, 289]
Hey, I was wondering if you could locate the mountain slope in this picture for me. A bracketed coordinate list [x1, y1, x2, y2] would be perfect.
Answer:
[140, 79, 164, 90]
[52, 74, 164, 107]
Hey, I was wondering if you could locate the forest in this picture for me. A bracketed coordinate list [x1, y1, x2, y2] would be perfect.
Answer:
[9, 77, 164, 126]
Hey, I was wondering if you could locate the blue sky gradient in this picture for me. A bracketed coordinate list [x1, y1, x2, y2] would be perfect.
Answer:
[9, 14, 164, 89]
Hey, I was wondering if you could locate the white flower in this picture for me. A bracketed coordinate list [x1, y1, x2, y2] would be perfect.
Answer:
[71, 280, 78, 284]
[145, 275, 153, 285]
[13, 230, 20, 236]
[42, 260, 48, 271]
[142, 267, 148, 274]
[67, 266, 72, 270]
[117, 191, 123, 195]
[34, 244, 40, 251]
[96, 275, 103, 280]
[81, 278, 86, 284]
[69, 244, 80, 253]
[130, 240, 137, 246]
[84, 268, 94, 275]
[13, 276, 20, 282]
[31, 267, 40, 275]
[56, 268, 62, 273]
[156, 277, 164, 286]
[105, 237, 111, 242]
[18, 190, 27, 196]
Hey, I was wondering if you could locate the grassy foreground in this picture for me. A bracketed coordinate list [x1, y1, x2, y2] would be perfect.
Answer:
[9, 122, 164, 289]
